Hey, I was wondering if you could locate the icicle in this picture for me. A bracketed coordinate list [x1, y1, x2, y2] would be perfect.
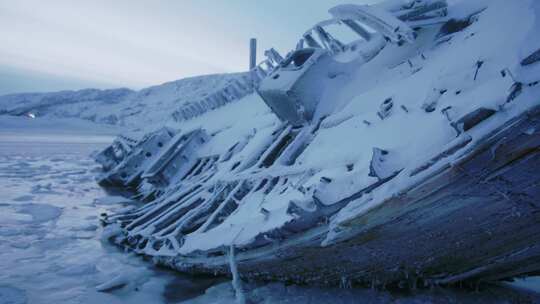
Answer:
[340, 276, 352, 289]
[229, 244, 246, 304]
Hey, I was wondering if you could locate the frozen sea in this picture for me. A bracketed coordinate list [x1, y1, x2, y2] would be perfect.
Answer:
[1, 116, 540, 304]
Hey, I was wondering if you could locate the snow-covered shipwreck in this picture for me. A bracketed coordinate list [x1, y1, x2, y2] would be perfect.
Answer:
[96, 0, 540, 288]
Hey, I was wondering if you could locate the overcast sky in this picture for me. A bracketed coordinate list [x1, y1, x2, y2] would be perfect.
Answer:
[0, 0, 376, 95]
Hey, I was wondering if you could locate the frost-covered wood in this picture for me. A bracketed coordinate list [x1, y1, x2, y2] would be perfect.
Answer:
[521, 48, 540, 66]
[96, 0, 540, 288]
[368, 148, 401, 180]
[256, 1, 448, 126]
[102, 107, 540, 287]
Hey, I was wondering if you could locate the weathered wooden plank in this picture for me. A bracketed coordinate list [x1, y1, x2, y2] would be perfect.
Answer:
[147, 108, 540, 287]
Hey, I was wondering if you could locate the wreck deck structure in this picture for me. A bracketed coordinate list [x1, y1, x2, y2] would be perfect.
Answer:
[96, 0, 540, 287]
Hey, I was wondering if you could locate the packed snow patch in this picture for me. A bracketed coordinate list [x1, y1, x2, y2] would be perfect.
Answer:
[101, 223, 123, 242]
[94, 196, 134, 206]
[96, 271, 145, 292]
[16, 203, 62, 223]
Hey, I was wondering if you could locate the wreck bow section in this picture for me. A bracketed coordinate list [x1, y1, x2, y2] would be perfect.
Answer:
[97, 0, 540, 286]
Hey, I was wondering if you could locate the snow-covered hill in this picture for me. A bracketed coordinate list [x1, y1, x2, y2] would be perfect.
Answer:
[0, 72, 248, 129]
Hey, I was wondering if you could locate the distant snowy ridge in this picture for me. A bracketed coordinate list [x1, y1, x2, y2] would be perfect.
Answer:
[0, 72, 249, 128]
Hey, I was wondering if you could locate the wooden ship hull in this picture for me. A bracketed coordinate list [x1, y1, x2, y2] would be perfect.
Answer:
[103, 106, 540, 287]
[96, 0, 540, 288]
[160, 107, 540, 287]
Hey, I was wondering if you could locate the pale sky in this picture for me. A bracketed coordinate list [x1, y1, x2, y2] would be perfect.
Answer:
[0, 1, 376, 95]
